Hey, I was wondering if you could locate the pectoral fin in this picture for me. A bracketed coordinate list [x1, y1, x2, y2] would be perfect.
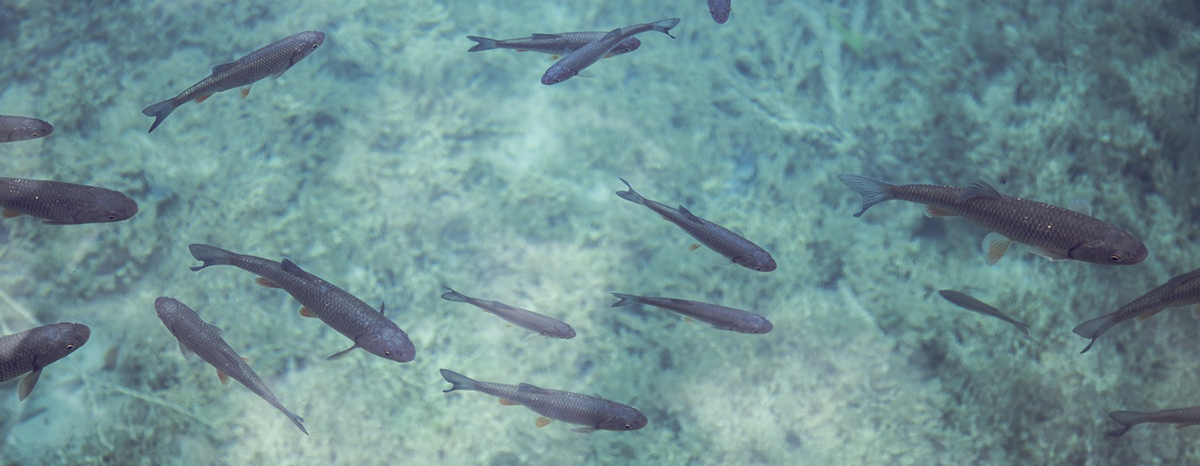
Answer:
[2, 208, 23, 218]
[327, 344, 358, 360]
[17, 369, 41, 401]
[536, 416, 554, 428]
[982, 233, 1012, 266]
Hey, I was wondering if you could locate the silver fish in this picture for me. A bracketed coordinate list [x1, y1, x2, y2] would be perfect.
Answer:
[1107, 406, 1200, 437]
[155, 297, 307, 435]
[541, 18, 680, 85]
[0, 177, 137, 225]
[440, 369, 647, 433]
[611, 293, 772, 334]
[466, 32, 641, 58]
[937, 290, 1029, 336]
[188, 244, 415, 363]
[1073, 267, 1200, 353]
[441, 287, 575, 339]
[0, 115, 53, 142]
[837, 174, 1148, 266]
[708, 0, 732, 24]
[616, 178, 776, 272]
[0, 322, 89, 401]
[142, 31, 326, 133]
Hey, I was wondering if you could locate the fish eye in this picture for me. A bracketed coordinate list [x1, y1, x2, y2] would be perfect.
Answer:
[65, 344, 74, 350]
[383, 350, 391, 356]
[31, 132, 40, 137]
[624, 424, 632, 429]
[312, 43, 319, 50]
[1109, 254, 1122, 263]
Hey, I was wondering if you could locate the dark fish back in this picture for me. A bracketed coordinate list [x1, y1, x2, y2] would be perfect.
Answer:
[0, 178, 138, 224]
[611, 293, 772, 334]
[441, 288, 575, 338]
[169, 31, 326, 106]
[446, 371, 644, 431]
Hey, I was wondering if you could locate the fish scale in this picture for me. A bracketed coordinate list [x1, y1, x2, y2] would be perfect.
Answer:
[0, 323, 89, 401]
[188, 243, 415, 363]
[155, 297, 307, 435]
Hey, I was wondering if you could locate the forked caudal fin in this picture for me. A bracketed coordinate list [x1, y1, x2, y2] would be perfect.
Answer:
[142, 99, 178, 133]
[439, 369, 477, 392]
[837, 174, 896, 217]
[651, 18, 682, 39]
[466, 36, 499, 52]
[188, 243, 237, 271]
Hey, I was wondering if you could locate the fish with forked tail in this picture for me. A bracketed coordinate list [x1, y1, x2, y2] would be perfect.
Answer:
[610, 293, 772, 334]
[466, 32, 641, 58]
[1106, 406, 1200, 437]
[541, 18, 680, 85]
[441, 287, 575, 339]
[837, 174, 1148, 266]
[1073, 267, 1200, 353]
[142, 31, 325, 133]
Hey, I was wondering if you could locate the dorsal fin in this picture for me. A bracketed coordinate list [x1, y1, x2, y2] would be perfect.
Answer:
[517, 383, 552, 395]
[530, 33, 561, 40]
[677, 205, 703, 224]
[212, 61, 238, 74]
[1167, 269, 1200, 290]
[956, 180, 1003, 202]
[281, 258, 305, 274]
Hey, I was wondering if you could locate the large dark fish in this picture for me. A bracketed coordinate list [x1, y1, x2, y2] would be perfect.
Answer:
[541, 18, 680, 85]
[1073, 267, 1200, 353]
[611, 293, 772, 334]
[0, 115, 53, 142]
[0, 322, 89, 401]
[439, 369, 647, 433]
[937, 290, 1029, 335]
[466, 32, 641, 58]
[0, 177, 137, 225]
[188, 244, 415, 363]
[837, 175, 1148, 266]
[616, 178, 776, 272]
[708, 0, 732, 24]
[154, 297, 307, 435]
[440, 287, 575, 339]
[1107, 406, 1200, 437]
[142, 31, 326, 133]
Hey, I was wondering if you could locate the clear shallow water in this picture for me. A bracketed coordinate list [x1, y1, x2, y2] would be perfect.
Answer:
[0, 0, 1198, 464]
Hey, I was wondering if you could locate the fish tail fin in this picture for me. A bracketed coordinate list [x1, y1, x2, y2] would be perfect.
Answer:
[142, 99, 178, 133]
[439, 369, 476, 393]
[466, 36, 499, 52]
[280, 407, 308, 435]
[615, 178, 646, 205]
[610, 293, 640, 308]
[1013, 321, 1031, 337]
[652, 18, 682, 39]
[837, 174, 897, 217]
[188, 243, 237, 271]
[1107, 411, 1145, 437]
[1072, 313, 1117, 354]
[440, 287, 469, 302]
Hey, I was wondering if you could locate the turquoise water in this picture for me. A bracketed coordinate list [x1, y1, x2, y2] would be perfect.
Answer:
[1, 0, 1199, 464]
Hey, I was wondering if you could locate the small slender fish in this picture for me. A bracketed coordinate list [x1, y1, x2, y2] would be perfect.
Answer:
[611, 293, 772, 334]
[0, 322, 89, 401]
[541, 18, 680, 85]
[155, 297, 307, 435]
[708, 0, 732, 24]
[616, 178, 776, 272]
[440, 287, 576, 339]
[1073, 267, 1200, 353]
[1107, 406, 1200, 437]
[0, 177, 138, 225]
[837, 174, 1148, 266]
[142, 31, 326, 133]
[937, 290, 1029, 336]
[189, 244, 415, 363]
[466, 32, 641, 58]
[439, 369, 647, 433]
[0, 116, 53, 142]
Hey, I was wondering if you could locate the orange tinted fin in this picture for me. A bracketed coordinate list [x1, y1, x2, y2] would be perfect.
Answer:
[982, 233, 1012, 266]
[1193, 305, 1200, 317]
[924, 205, 956, 217]
[688, 244, 701, 251]
[515, 49, 528, 52]
[255, 277, 282, 288]
[536, 417, 554, 427]
[1136, 307, 1167, 322]
[239, 87, 251, 99]
[548, 54, 559, 60]
[499, 399, 518, 406]
[217, 370, 229, 385]
[1, 208, 21, 218]
[299, 306, 317, 318]
[1176, 423, 1199, 429]
[194, 94, 212, 104]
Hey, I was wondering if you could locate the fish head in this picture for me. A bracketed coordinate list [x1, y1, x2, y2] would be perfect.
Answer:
[737, 250, 777, 272]
[597, 406, 648, 431]
[738, 315, 773, 335]
[549, 323, 576, 339]
[708, 0, 731, 24]
[72, 191, 138, 224]
[1073, 228, 1149, 265]
[609, 38, 642, 57]
[541, 66, 577, 85]
[292, 31, 326, 63]
[6, 119, 53, 141]
[359, 327, 416, 363]
[36, 322, 90, 366]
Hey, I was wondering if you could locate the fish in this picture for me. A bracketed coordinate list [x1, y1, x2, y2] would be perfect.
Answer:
[142, 31, 326, 133]
[836, 174, 1148, 266]
[708, 0, 732, 24]
[154, 297, 307, 435]
[937, 290, 1030, 335]
[439, 369, 647, 433]
[610, 293, 773, 334]
[541, 18, 680, 85]
[0, 115, 53, 142]
[466, 32, 641, 58]
[440, 287, 576, 339]
[0, 177, 138, 225]
[1107, 407, 1200, 437]
[1073, 267, 1200, 353]
[188, 243, 415, 363]
[616, 178, 776, 272]
[0, 322, 89, 401]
